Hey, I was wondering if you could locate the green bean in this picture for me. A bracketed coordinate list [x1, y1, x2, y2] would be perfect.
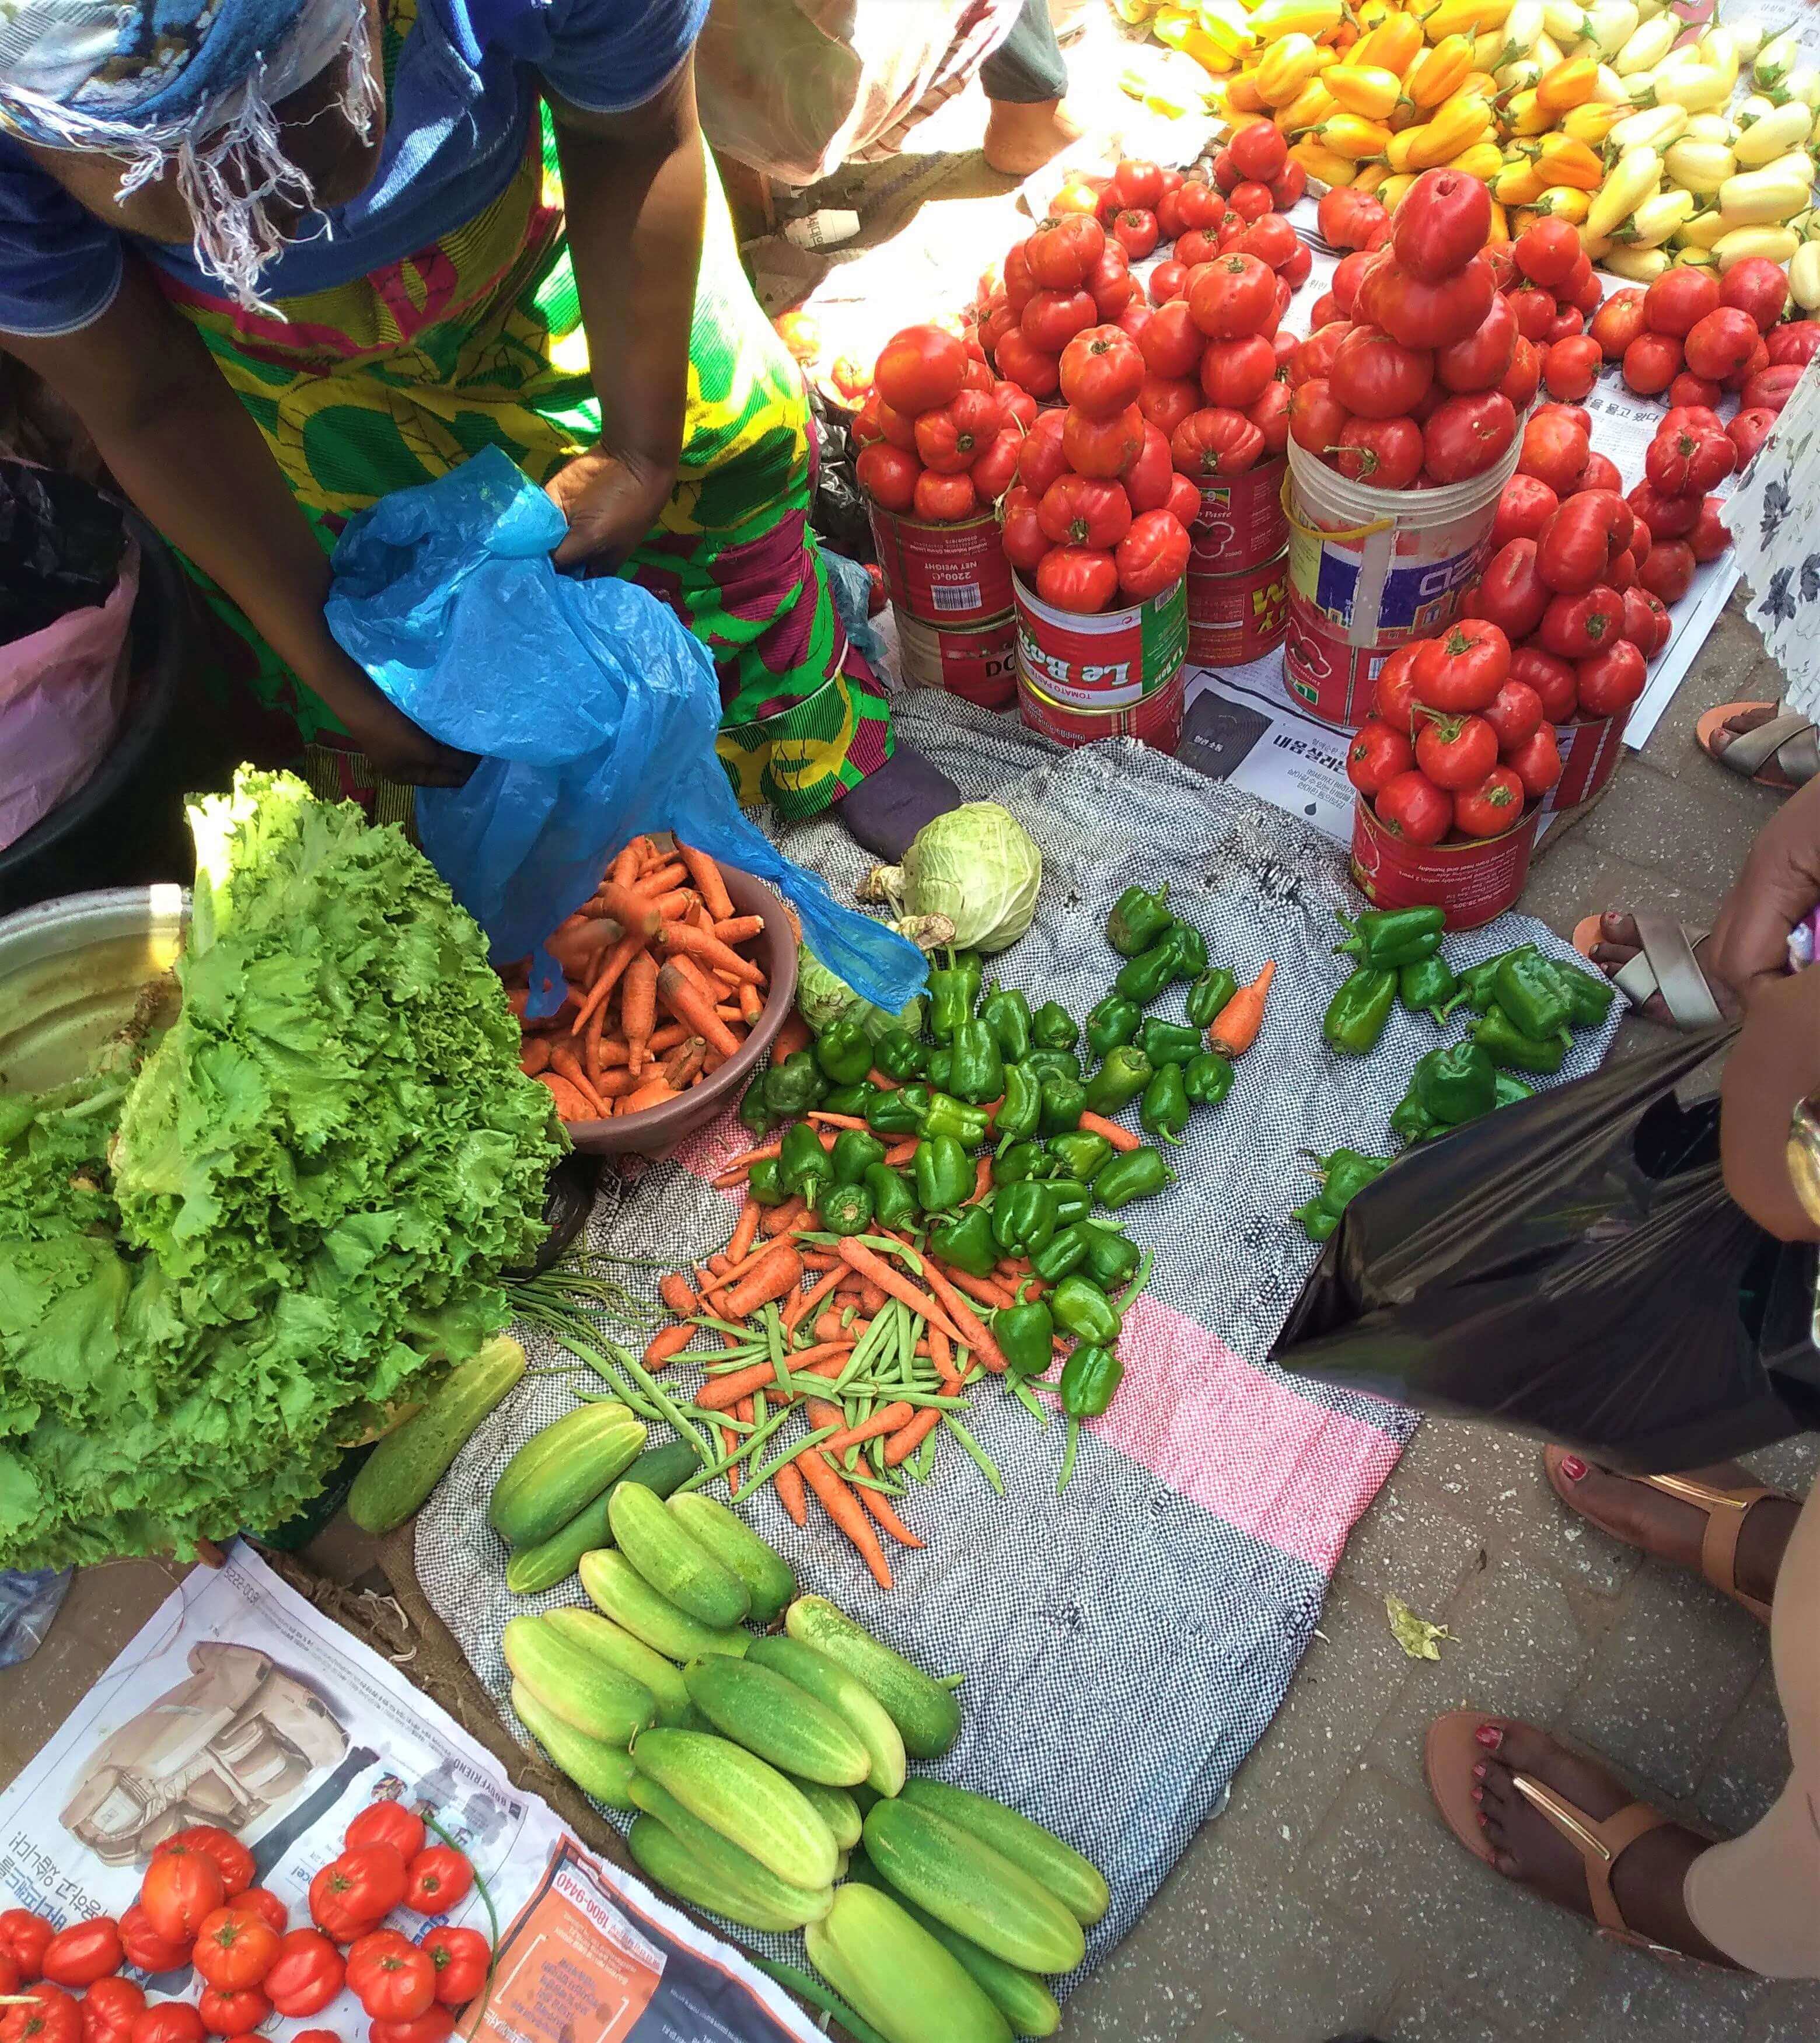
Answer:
[941, 1415, 1003, 1494]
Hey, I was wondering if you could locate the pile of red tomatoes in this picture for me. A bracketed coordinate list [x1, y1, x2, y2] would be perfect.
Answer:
[851, 322, 1025, 527]
[1590, 257, 1807, 422]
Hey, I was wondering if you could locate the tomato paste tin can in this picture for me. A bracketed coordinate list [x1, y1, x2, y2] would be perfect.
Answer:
[895, 607, 1017, 710]
[1017, 666, 1187, 752]
[1011, 572, 1187, 710]
[1187, 550, 1290, 666]
[1350, 795, 1539, 931]
[1192, 455, 1288, 572]
[868, 505, 1012, 627]
[1281, 603, 1385, 728]
[1543, 712, 1625, 814]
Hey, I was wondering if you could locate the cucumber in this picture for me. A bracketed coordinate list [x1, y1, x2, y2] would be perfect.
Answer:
[543, 1608, 694, 1727]
[898, 1780, 1109, 1926]
[631, 1727, 839, 1891]
[501, 1614, 656, 1747]
[626, 1814, 831, 1934]
[505, 1441, 698, 1595]
[489, 1403, 647, 1548]
[682, 1657, 871, 1786]
[579, 1550, 748, 1663]
[609, 1483, 750, 1628]
[512, 1681, 636, 1810]
[789, 1779, 861, 1852]
[627, 1775, 833, 1929]
[784, 1596, 961, 1761]
[848, 1861, 1060, 2037]
[805, 1885, 1012, 2043]
[746, 1635, 907, 1797]
[348, 1337, 527, 1534]
[668, 1492, 797, 1623]
[862, 1801, 1085, 1975]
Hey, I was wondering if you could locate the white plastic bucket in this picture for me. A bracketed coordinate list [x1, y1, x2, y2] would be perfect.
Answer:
[1284, 432, 1521, 653]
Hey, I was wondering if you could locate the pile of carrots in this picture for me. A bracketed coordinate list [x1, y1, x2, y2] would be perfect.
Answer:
[505, 838, 770, 1123]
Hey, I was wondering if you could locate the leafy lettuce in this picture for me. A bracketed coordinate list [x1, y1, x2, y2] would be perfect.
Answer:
[0, 770, 561, 1566]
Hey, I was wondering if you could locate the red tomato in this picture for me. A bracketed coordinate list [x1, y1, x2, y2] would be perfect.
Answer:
[1063, 402, 1143, 477]
[1724, 333, 1772, 392]
[1213, 144, 1239, 191]
[1573, 450, 1623, 497]
[40, 1922, 121, 1992]
[1037, 473, 1133, 549]
[1287, 378, 1348, 460]
[1483, 243, 1517, 288]
[1542, 334, 1601, 402]
[290, 2030, 340, 2043]
[1238, 214, 1299, 271]
[1016, 409, 1068, 494]
[1636, 537, 1695, 603]
[1374, 770, 1453, 845]
[875, 326, 965, 415]
[369, 2014, 456, 2043]
[1661, 374, 1720, 414]
[1138, 371, 1201, 438]
[1022, 288, 1097, 352]
[1059, 324, 1145, 418]
[1421, 391, 1517, 483]
[195, 1989, 268, 2038]
[1627, 478, 1700, 541]
[1470, 538, 1549, 641]
[1270, 160, 1307, 209]
[1576, 639, 1648, 717]
[854, 443, 919, 513]
[1004, 242, 1035, 312]
[1165, 472, 1203, 526]
[81, 1981, 145, 2043]
[1688, 496, 1730, 565]
[1767, 320, 1820, 368]
[1568, 263, 1604, 317]
[1512, 217, 1580, 289]
[119, 1905, 191, 1976]
[0, 1918, 52, 1986]
[1588, 288, 1647, 361]
[1728, 404, 1777, 468]
[1414, 708, 1499, 790]
[1643, 266, 1720, 340]
[1172, 406, 1266, 477]
[1492, 473, 1558, 548]
[263, 1933, 346, 2021]
[1157, 189, 1188, 240]
[1720, 256, 1790, 334]
[1148, 260, 1189, 307]
[1500, 333, 1542, 411]
[348, 1939, 436, 2024]
[419, 1929, 488, 2010]
[141, 1849, 226, 1947]
[1108, 157, 1164, 210]
[1453, 766, 1527, 838]
[1317, 188, 1388, 252]
[1109, 209, 1157, 261]
[1248, 380, 1292, 457]
[1511, 642, 1578, 721]
[911, 390, 998, 474]
[1682, 306, 1759, 383]
[1280, 240, 1313, 289]
[978, 305, 1016, 365]
[913, 468, 978, 522]
[1392, 169, 1492, 284]
[1412, 618, 1510, 711]
[192, 1912, 279, 1995]
[1187, 254, 1277, 338]
[996, 382, 1038, 431]
[970, 428, 1022, 504]
[310, 1848, 406, 1944]
[1336, 416, 1424, 488]
[1374, 644, 1424, 732]
[1742, 362, 1803, 414]
[1346, 717, 1417, 795]
[1139, 301, 1204, 380]
[1176, 180, 1224, 231]
[1482, 677, 1544, 753]
[1330, 250, 1378, 318]
[1540, 585, 1625, 659]
[1504, 726, 1563, 800]
[1536, 489, 1631, 593]
[1, 1988, 81, 2043]
[959, 355, 995, 393]
[1506, 283, 1557, 344]
[1228, 122, 1287, 184]
[1025, 219, 1088, 289]
[156, 1834, 254, 1903]
[1364, 255, 1495, 350]
[1545, 312, 1586, 352]
[1290, 321, 1353, 387]
[128, 2010, 205, 2043]
[228, 1894, 285, 1939]
[1646, 423, 1735, 497]
[1120, 422, 1175, 512]
[1437, 293, 1517, 394]
[1115, 509, 1191, 601]
[1117, 301, 1152, 341]
[1622, 331, 1682, 394]
[1175, 229, 1222, 271]
[1606, 546, 1637, 593]
[999, 486, 1050, 574]
[874, 397, 918, 452]
[1086, 250, 1136, 320]
[1330, 326, 1434, 418]
[1228, 180, 1274, 223]
[1622, 586, 1672, 655]
[1035, 544, 1119, 613]
[1196, 334, 1274, 408]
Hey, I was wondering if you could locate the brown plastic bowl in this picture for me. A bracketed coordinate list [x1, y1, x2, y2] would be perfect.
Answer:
[563, 864, 797, 1160]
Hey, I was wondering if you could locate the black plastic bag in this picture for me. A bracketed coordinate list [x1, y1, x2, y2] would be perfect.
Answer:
[0, 459, 125, 644]
[808, 385, 874, 565]
[1271, 1027, 1820, 1472]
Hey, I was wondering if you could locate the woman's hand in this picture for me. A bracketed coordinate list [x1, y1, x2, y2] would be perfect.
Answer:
[1706, 772, 1820, 1008]
[544, 446, 676, 571]
[1721, 962, 1820, 1241]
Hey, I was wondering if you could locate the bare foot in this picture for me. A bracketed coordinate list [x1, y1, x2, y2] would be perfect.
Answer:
[1707, 703, 1778, 763]
[982, 97, 1083, 177]
[1472, 1723, 1733, 1962]
[1585, 912, 1740, 1026]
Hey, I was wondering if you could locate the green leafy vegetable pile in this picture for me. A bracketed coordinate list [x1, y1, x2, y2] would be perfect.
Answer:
[0, 769, 561, 1567]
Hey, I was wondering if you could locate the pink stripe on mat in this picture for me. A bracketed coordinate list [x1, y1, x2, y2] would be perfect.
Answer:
[1089, 1294, 1402, 1578]
[673, 1108, 759, 1196]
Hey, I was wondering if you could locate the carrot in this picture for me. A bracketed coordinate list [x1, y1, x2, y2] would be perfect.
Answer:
[760, 1196, 807, 1237]
[725, 1198, 764, 1266]
[650, 892, 695, 921]
[883, 1137, 920, 1168]
[966, 1155, 994, 1204]
[784, 1263, 846, 1333]
[692, 1349, 847, 1410]
[800, 1249, 840, 1272]
[821, 1402, 914, 1454]
[858, 1485, 925, 1548]
[659, 1273, 701, 1318]
[506, 985, 530, 1018]
[599, 1068, 636, 1098]
[944, 1267, 1017, 1311]
[594, 881, 664, 937]
[710, 1230, 796, 1298]
[1077, 1110, 1142, 1153]
[570, 930, 645, 1037]
[659, 921, 764, 986]
[644, 1323, 700, 1370]
[774, 1011, 813, 1062]
[738, 983, 764, 1026]
[710, 914, 766, 945]
[834, 1239, 967, 1347]
[712, 1141, 781, 1185]
[548, 1039, 607, 1116]
[623, 951, 660, 1073]
[609, 840, 643, 888]
[798, 1450, 893, 1590]
[775, 1459, 808, 1526]
[1209, 959, 1276, 1057]
[649, 1020, 690, 1054]
[536, 1071, 595, 1119]
[806, 1112, 871, 1131]
[621, 1077, 679, 1113]
[865, 1068, 902, 1091]
[655, 962, 741, 1058]
[519, 1037, 551, 1077]
[680, 844, 736, 922]
[927, 1324, 962, 1394]
[723, 1421, 742, 1496]
[805, 1395, 846, 1432]
[725, 1247, 803, 1318]
[917, 1256, 1006, 1373]
[634, 861, 689, 897]
[882, 1406, 943, 1467]
[855, 1280, 888, 1315]
[662, 1037, 708, 1088]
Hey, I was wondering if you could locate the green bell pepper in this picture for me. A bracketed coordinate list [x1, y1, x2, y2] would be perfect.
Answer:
[1334, 904, 1446, 969]
[747, 1155, 789, 1207]
[1084, 1046, 1152, 1116]
[948, 1019, 1005, 1106]
[924, 1046, 953, 1092]
[1039, 1075, 1089, 1137]
[814, 1016, 874, 1085]
[1293, 1199, 1340, 1242]
[1390, 1091, 1441, 1144]
[995, 1300, 1056, 1379]
[1142, 1063, 1191, 1146]
[923, 1091, 991, 1146]
[930, 1204, 998, 1276]
[739, 1077, 778, 1138]
[1030, 1223, 1092, 1283]
[996, 1062, 1043, 1144]
[994, 1140, 1054, 1185]
[779, 1121, 830, 1201]
[1398, 954, 1461, 1024]
[1472, 1005, 1570, 1074]
[1452, 947, 1524, 1015]
[1060, 1342, 1123, 1418]
[915, 1133, 976, 1213]
[1049, 1130, 1113, 1183]
[1080, 1221, 1141, 1290]
[1311, 1147, 1390, 1217]
[1557, 962, 1617, 1029]
[1085, 993, 1142, 1059]
[830, 1126, 887, 1186]
[993, 1180, 1057, 1256]
[864, 1162, 919, 1231]
[1114, 938, 1179, 1005]
[1183, 1051, 1235, 1108]
[979, 983, 1033, 1065]
[865, 1084, 930, 1136]
[1138, 1018, 1203, 1067]
[1166, 922, 1210, 981]
[1107, 882, 1173, 957]
[763, 1050, 827, 1116]
[1494, 1070, 1537, 1109]
[1030, 1001, 1079, 1052]
[822, 1182, 875, 1237]
[928, 952, 983, 1042]
[1495, 949, 1571, 1040]
[1051, 1273, 1123, 1344]
[1049, 1182, 1091, 1228]
[1323, 966, 1397, 1056]
[1412, 1039, 1497, 1126]
[1096, 1146, 1175, 1209]
[821, 1081, 881, 1118]
[872, 1029, 928, 1082]
[1185, 966, 1238, 1029]
[1022, 1048, 1081, 1084]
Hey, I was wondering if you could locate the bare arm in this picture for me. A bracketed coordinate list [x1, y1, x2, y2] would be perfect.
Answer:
[540, 54, 705, 567]
[1, 260, 473, 783]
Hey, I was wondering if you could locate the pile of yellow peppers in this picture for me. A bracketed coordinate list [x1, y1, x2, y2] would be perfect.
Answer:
[1115, 0, 1820, 303]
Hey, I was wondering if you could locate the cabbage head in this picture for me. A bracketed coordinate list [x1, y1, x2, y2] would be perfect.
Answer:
[864, 803, 1041, 955]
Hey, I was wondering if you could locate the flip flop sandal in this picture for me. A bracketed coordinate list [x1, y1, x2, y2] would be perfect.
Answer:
[1543, 1447, 1776, 1624]
[1569, 912, 1724, 1031]
[1426, 1711, 1685, 1958]
[1697, 700, 1820, 791]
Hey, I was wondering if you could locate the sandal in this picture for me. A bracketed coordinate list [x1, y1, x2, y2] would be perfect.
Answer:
[1426, 1711, 1684, 1957]
[1697, 699, 1819, 791]
[1543, 1447, 1776, 1624]
[1570, 912, 1724, 1031]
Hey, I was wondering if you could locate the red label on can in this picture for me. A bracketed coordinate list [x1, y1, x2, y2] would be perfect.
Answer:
[1192, 456, 1287, 574]
[1350, 797, 1538, 930]
[869, 506, 1012, 627]
[1543, 713, 1625, 813]
[1187, 551, 1290, 667]
[1282, 603, 1385, 729]
[1017, 669, 1186, 753]
[896, 609, 1017, 711]
[1012, 572, 1186, 708]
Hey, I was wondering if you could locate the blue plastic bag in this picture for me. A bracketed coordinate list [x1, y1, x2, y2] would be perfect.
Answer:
[324, 448, 925, 1018]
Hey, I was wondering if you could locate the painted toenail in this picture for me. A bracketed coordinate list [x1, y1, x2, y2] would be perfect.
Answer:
[1476, 1811, 1488, 1827]
[1473, 1762, 1487, 1780]
[1475, 1724, 1504, 1749]
[1472, 1786, 1483, 1803]
[1560, 1455, 1588, 1481]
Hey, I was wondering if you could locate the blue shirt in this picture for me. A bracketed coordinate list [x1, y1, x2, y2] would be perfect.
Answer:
[0, 0, 708, 336]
